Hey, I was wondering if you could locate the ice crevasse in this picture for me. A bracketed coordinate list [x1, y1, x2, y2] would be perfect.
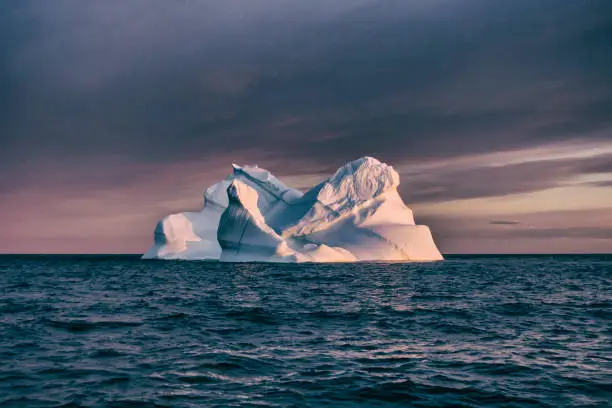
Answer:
[142, 157, 443, 262]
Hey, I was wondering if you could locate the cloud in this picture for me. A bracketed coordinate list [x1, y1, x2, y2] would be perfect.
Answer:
[399, 149, 612, 204]
[590, 180, 612, 188]
[2, 0, 612, 172]
[581, 155, 612, 174]
[418, 208, 612, 253]
[508, 227, 612, 240]
[1, 0, 612, 253]
[489, 220, 521, 225]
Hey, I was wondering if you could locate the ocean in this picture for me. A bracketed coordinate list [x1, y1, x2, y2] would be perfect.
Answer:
[0, 255, 610, 407]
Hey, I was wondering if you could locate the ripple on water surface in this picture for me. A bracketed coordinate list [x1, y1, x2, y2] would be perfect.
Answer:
[0, 254, 611, 407]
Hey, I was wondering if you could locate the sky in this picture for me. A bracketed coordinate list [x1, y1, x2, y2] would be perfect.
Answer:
[1, 0, 611, 254]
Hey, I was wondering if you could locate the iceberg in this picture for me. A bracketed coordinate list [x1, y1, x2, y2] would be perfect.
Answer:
[143, 157, 443, 262]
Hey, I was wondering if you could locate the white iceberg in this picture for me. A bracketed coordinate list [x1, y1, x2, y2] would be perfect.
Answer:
[143, 157, 443, 262]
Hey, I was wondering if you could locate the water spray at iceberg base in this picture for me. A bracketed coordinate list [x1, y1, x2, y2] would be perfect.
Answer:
[143, 157, 443, 262]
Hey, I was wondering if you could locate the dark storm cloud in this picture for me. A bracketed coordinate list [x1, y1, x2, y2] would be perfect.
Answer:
[2, 0, 612, 192]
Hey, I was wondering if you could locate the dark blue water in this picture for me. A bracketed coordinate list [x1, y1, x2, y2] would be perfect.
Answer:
[1, 255, 611, 407]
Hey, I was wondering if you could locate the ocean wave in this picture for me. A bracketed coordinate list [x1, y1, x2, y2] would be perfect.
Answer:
[0, 255, 610, 407]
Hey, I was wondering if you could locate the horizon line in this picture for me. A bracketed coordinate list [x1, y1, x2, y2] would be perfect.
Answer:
[0, 253, 610, 257]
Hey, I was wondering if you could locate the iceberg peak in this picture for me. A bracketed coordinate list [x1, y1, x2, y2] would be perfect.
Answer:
[318, 156, 399, 207]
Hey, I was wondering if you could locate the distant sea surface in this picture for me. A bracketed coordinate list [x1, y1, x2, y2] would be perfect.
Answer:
[1, 255, 611, 407]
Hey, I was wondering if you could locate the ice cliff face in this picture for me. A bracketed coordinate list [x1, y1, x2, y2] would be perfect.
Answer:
[142, 157, 443, 262]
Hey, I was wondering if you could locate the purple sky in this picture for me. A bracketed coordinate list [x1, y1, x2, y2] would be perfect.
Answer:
[1, 0, 611, 254]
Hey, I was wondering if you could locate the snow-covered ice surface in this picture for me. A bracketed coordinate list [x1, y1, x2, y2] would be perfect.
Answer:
[143, 157, 443, 262]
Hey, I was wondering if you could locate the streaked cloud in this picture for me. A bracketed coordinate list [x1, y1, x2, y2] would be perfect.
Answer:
[489, 221, 521, 225]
